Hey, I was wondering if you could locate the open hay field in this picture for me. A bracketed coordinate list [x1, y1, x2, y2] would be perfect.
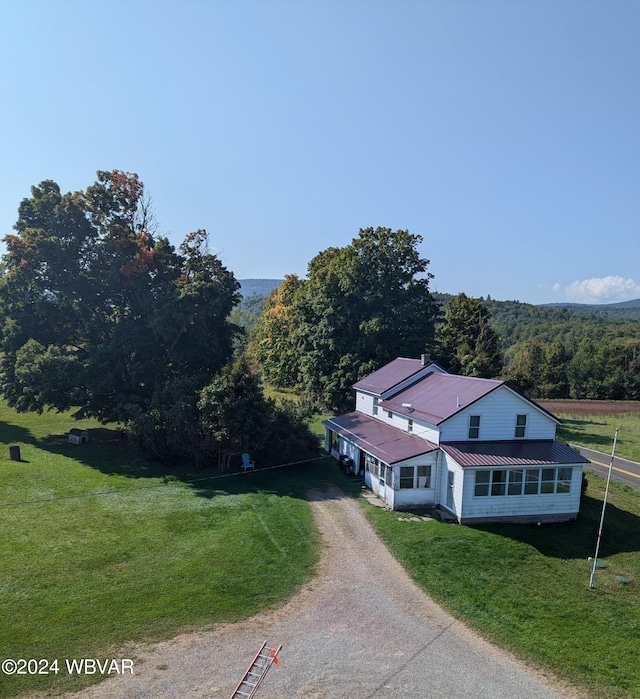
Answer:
[537, 400, 640, 462]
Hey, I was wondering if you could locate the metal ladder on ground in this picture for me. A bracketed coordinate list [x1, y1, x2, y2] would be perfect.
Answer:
[228, 641, 282, 699]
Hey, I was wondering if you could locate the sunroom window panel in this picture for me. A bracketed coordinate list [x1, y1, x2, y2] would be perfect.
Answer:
[491, 470, 506, 496]
[524, 468, 540, 495]
[556, 467, 572, 493]
[508, 469, 524, 495]
[475, 470, 490, 496]
[541, 468, 556, 494]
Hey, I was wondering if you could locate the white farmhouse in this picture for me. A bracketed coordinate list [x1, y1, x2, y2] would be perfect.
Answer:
[324, 356, 589, 524]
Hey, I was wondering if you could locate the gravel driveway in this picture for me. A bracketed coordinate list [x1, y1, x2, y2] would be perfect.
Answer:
[46, 487, 580, 699]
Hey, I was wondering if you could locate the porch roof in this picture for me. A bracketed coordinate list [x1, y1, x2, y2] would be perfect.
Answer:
[440, 440, 590, 468]
[324, 412, 437, 465]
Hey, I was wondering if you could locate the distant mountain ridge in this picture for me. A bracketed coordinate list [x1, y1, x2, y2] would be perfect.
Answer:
[238, 281, 640, 322]
[238, 279, 283, 298]
[540, 298, 640, 320]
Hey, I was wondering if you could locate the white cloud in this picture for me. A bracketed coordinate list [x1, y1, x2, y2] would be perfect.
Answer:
[562, 276, 640, 304]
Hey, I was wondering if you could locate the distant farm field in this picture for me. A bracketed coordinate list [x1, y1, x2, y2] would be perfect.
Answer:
[537, 399, 640, 462]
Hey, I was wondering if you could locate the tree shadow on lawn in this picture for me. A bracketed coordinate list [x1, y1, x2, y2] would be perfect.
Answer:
[472, 494, 640, 560]
[3, 420, 351, 503]
[0, 420, 37, 459]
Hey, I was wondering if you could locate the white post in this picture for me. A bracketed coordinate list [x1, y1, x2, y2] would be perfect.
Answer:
[589, 428, 619, 589]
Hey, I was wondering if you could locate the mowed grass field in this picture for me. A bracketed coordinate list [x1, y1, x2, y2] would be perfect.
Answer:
[0, 404, 328, 697]
[2, 398, 640, 698]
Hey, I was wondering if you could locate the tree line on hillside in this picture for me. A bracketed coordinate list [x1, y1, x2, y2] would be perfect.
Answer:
[244, 282, 640, 404]
[0, 172, 317, 470]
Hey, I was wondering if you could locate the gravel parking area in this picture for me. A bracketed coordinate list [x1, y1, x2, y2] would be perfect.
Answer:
[42, 487, 580, 699]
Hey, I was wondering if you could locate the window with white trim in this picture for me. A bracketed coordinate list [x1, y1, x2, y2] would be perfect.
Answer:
[474, 467, 573, 496]
[515, 414, 527, 438]
[398, 464, 432, 489]
[365, 454, 380, 478]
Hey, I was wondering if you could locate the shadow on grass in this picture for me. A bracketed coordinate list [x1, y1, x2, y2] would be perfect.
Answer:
[472, 493, 640, 560]
[1, 419, 360, 504]
[0, 420, 35, 455]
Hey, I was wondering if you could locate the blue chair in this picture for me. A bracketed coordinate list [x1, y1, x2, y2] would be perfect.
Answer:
[241, 453, 255, 471]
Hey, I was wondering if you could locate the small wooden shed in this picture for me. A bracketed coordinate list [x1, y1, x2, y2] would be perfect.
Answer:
[68, 428, 89, 445]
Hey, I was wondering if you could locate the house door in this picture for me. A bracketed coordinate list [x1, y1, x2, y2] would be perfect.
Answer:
[358, 451, 365, 476]
[378, 465, 386, 496]
[446, 470, 455, 510]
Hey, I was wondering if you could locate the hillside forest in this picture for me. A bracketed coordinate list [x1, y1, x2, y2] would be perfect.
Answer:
[240, 284, 640, 406]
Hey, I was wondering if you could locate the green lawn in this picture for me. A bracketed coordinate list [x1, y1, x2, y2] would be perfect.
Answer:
[363, 470, 640, 698]
[3, 399, 640, 698]
[0, 405, 329, 697]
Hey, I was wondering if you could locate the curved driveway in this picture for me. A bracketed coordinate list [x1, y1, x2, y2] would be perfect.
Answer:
[49, 488, 581, 699]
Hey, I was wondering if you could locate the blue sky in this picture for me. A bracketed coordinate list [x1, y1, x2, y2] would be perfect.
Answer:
[1, 1, 638, 305]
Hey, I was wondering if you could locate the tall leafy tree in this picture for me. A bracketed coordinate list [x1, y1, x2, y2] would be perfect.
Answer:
[435, 293, 502, 377]
[256, 227, 438, 411]
[199, 358, 273, 470]
[0, 172, 241, 459]
[249, 274, 303, 387]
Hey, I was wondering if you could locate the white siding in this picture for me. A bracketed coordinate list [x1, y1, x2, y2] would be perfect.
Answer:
[439, 386, 557, 442]
[387, 454, 439, 509]
[410, 421, 440, 444]
[356, 391, 376, 416]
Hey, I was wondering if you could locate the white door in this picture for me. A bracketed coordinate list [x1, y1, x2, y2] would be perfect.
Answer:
[446, 470, 455, 510]
[378, 466, 386, 497]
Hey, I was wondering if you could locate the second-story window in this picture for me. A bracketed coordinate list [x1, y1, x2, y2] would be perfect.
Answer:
[373, 397, 379, 416]
[468, 415, 480, 439]
[515, 414, 527, 438]
[408, 419, 413, 433]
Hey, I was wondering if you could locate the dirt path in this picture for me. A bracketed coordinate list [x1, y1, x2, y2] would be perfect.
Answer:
[45, 488, 581, 699]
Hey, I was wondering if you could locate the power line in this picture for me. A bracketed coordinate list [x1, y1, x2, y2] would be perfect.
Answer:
[0, 455, 326, 509]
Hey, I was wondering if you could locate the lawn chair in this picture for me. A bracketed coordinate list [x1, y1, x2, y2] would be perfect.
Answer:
[241, 453, 255, 471]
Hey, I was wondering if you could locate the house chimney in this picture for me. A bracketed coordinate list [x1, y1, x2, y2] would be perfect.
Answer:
[421, 353, 431, 366]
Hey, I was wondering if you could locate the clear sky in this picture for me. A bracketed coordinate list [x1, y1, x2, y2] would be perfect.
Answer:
[1, 1, 638, 305]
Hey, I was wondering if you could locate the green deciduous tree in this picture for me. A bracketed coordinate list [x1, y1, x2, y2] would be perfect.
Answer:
[249, 274, 303, 387]
[0, 172, 241, 462]
[252, 227, 438, 411]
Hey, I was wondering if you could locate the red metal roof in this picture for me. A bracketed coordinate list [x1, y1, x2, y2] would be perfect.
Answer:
[380, 372, 503, 424]
[352, 357, 425, 395]
[323, 412, 437, 464]
[440, 440, 590, 467]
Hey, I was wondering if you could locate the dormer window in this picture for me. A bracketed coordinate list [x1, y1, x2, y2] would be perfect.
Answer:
[468, 415, 480, 439]
[515, 414, 527, 438]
